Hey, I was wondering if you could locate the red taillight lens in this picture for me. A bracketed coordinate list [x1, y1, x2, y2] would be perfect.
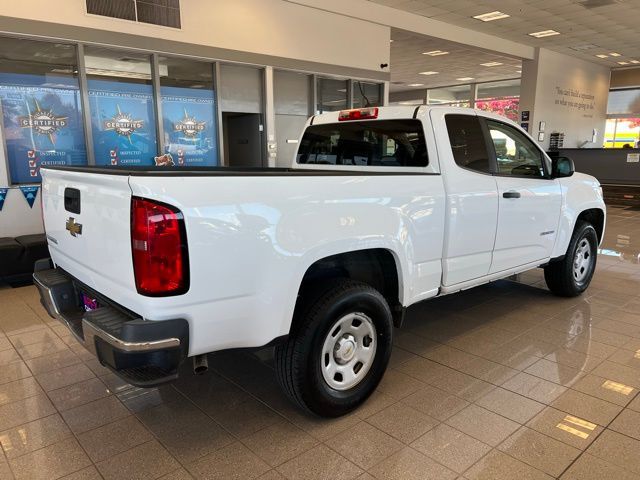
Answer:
[338, 107, 379, 121]
[131, 197, 189, 296]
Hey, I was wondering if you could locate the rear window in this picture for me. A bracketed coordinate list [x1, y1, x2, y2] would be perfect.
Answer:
[297, 120, 428, 167]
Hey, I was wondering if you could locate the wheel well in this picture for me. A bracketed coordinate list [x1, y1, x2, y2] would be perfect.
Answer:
[576, 208, 604, 242]
[294, 249, 403, 328]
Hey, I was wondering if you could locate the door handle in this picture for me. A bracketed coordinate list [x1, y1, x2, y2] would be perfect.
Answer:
[503, 191, 521, 199]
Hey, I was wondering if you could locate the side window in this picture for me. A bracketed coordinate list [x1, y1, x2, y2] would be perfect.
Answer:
[445, 114, 492, 173]
[486, 120, 545, 177]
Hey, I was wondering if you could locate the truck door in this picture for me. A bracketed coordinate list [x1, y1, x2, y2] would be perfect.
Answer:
[483, 118, 562, 273]
[431, 110, 499, 286]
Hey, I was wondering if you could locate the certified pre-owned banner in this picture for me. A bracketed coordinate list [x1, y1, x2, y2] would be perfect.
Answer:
[88, 79, 158, 167]
[0, 73, 87, 184]
[161, 86, 219, 166]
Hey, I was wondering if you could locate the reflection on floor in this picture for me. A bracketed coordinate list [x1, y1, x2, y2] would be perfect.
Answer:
[0, 205, 639, 480]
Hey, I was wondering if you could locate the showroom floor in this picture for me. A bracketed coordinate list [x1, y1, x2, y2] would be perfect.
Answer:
[0, 206, 639, 480]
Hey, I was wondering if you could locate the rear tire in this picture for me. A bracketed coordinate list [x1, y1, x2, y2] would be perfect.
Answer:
[275, 279, 393, 417]
[544, 221, 598, 297]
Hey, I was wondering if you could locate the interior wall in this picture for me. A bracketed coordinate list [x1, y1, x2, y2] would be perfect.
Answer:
[0, 0, 390, 72]
[520, 48, 611, 150]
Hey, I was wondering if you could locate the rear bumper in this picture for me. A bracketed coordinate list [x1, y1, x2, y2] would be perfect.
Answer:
[33, 265, 189, 387]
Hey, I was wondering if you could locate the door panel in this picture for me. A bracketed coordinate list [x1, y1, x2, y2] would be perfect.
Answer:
[491, 177, 562, 272]
[432, 110, 499, 286]
[484, 118, 562, 273]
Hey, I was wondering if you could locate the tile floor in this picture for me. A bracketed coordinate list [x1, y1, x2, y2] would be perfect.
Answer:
[0, 205, 639, 480]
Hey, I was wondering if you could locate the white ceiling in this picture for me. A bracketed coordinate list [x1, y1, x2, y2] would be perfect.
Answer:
[372, 0, 640, 68]
[389, 29, 522, 92]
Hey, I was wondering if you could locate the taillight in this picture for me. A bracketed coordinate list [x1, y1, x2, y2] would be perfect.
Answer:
[131, 197, 189, 296]
[338, 107, 379, 121]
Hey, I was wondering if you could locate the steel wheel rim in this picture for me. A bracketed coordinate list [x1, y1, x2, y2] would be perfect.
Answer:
[573, 238, 592, 283]
[321, 312, 377, 391]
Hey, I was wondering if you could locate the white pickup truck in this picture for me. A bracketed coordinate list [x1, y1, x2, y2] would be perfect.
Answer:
[34, 106, 605, 417]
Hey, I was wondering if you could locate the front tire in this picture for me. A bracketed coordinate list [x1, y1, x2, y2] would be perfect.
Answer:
[544, 221, 598, 297]
[275, 279, 393, 417]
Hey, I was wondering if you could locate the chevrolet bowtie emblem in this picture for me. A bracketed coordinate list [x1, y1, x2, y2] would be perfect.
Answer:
[65, 217, 83, 237]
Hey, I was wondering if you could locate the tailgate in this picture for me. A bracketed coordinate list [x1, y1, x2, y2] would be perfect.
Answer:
[41, 168, 136, 307]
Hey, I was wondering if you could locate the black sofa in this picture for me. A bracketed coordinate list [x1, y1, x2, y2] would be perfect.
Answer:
[0, 234, 49, 285]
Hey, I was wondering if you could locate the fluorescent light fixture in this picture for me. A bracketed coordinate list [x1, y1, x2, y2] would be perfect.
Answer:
[422, 50, 449, 56]
[529, 30, 560, 38]
[456, 77, 474, 81]
[595, 54, 609, 58]
[419, 71, 439, 75]
[473, 11, 510, 22]
[517, 70, 522, 73]
[618, 61, 630, 65]
[480, 62, 503, 67]
[407, 83, 424, 87]
[632, 60, 640, 64]
[609, 52, 621, 57]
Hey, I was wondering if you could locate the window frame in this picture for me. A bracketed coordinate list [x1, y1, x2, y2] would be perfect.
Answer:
[480, 116, 552, 179]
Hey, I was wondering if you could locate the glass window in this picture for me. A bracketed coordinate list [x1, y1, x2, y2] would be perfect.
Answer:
[317, 77, 348, 113]
[159, 56, 218, 166]
[445, 115, 491, 173]
[0, 38, 87, 184]
[475, 79, 521, 122]
[297, 120, 428, 167]
[607, 89, 640, 116]
[427, 85, 471, 107]
[353, 81, 381, 108]
[219, 64, 263, 114]
[604, 118, 640, 148]
[85, 46, 157, 166]
[486, 120, 545, 177]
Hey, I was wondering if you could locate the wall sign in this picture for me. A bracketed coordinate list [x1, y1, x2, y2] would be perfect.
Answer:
[88, 79, 157, 166]
[160, 86, 218, 166]
[627, 153, 640, 163]
[0, 73, 87, 184]
[521, 111, 530, 122]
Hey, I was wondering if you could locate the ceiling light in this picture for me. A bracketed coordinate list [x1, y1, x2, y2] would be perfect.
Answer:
[631, 60, 640, 64]
[480, 62, 503, 67]
[618, 61, 630, 65]
[422, 50, 449, 56]
[595, 54, 609, 58]
[419, 71, 439, 75]
[407, 83, 424, 87]
[390, 39, 394, 43]
[473, 11, 510, 22]
[517, 70, 522, 73]
[529, 30, 561, 38]
[457, 77, 474, 81]
[609, 52, 621, 57]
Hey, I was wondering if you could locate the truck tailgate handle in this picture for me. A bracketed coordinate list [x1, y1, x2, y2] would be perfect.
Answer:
[503, 191, 521, 199]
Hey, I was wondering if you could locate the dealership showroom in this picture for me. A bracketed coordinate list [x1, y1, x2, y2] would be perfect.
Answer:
[2, 0, 640, 479]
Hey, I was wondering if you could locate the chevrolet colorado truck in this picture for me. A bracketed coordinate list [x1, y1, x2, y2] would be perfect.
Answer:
[34, 106, 605, 417]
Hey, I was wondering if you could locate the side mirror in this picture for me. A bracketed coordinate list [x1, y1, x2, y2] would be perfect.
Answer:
[552, 156, 575, 178]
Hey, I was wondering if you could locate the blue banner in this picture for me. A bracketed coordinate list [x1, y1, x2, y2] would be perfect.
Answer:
[19, 185, 39, 208]
[161, 86, 218, 166]
[0, 188, 7, 211]
[88, 79, 158, 166]
[0, 73, 87, 184]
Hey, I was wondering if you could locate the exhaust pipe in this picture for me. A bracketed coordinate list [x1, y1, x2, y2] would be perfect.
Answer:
[193, 354, 208, 375]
